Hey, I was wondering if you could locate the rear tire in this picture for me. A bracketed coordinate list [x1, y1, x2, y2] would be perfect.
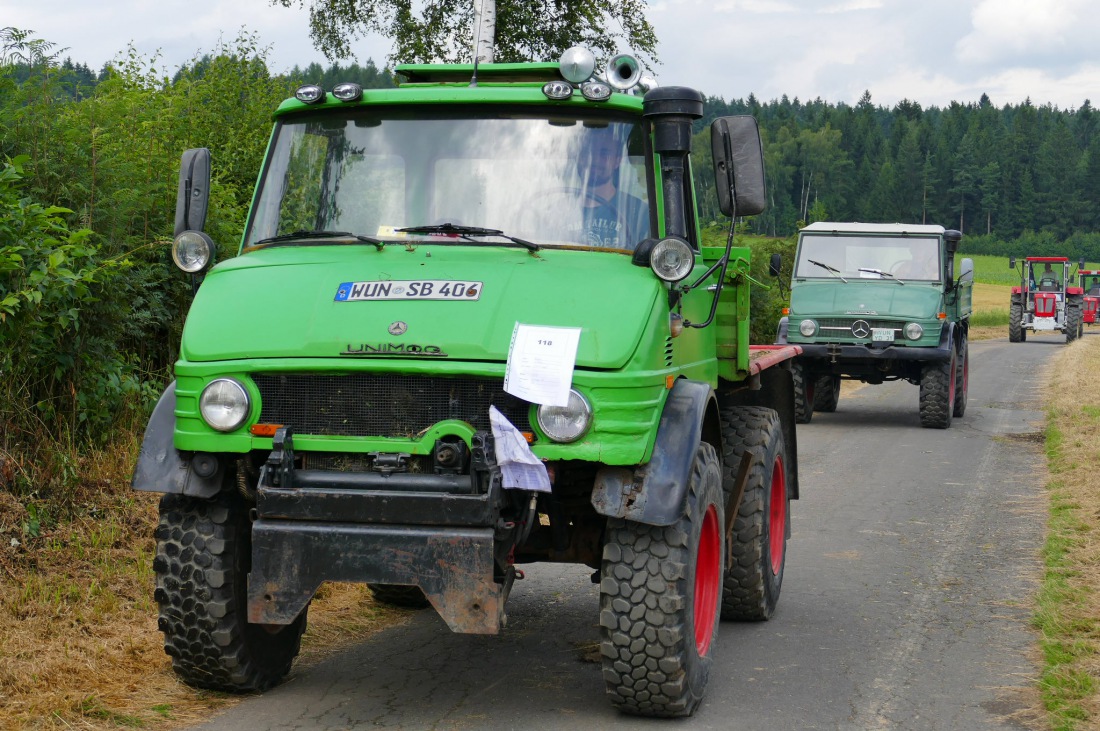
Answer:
[791, 362, 814, 424]
[813, 375, 840, 413]
[953, 331, 969, 418]
[919, 350, 957, 429]
[717, 405, 788, 621]
[367, 584, 430, 608]
[154, 488, 307, 692]
[599, 443, 724, 717]
[1008, 302, 1023, 342]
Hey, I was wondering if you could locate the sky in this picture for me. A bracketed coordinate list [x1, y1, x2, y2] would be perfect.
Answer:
[5, 0, 1100, 110]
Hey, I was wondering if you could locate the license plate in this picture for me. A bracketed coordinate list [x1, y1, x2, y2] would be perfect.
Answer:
[335, 280, 482, 301]
[872, 328, 895, 342]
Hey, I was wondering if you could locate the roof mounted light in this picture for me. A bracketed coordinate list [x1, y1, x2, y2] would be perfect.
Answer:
[295, 85, 325, 104]
[543, 80, 573, 100]
[559, 47, 596, 84]
[580, 81, 612, 102]
[332, 82, 363, 102]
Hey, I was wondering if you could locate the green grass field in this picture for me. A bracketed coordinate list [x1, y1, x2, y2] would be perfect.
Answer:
[961, 253, 1100, 286]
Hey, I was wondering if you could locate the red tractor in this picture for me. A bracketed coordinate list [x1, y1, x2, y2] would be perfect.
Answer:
[1080, 269, 1100, 328]
[1008, 256, 1085, 343]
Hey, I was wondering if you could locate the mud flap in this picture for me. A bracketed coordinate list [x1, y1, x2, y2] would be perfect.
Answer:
[248, 520, 508, 634]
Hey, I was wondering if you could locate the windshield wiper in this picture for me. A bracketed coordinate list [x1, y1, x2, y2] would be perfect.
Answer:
[252, 230, 385, 250]
[858, 267, 906, 285]
[808, 259, 848, 283]
[396, 223, 540, 252]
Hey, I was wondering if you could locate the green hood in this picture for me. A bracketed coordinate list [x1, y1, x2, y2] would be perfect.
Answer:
[180, 244, 659, 368]
[790, 279, 944, 319]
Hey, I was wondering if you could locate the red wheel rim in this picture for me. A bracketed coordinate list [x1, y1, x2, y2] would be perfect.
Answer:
[768, 456, 787, 575]
[694, 504, 721, 656]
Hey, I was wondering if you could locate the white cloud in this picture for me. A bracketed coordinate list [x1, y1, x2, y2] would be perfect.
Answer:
[957, 0, 1098, 65]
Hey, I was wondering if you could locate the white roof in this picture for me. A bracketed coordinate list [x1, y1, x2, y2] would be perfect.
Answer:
[800, 222, 945, 235]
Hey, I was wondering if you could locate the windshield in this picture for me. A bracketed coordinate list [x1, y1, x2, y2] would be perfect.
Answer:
[795, 234, 942, 281]
[1029, 261, 1065, 291]
[245, 109, 652, 251]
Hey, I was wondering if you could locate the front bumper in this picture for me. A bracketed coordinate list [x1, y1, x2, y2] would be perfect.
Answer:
[779, 321, 954, 365]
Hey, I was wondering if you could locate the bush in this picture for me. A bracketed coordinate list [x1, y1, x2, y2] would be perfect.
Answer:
[0, 155, 134, 465]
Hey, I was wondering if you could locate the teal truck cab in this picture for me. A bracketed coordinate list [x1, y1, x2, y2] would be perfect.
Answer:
[777, 222, 972, 429]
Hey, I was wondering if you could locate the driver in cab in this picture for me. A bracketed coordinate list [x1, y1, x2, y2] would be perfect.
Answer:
[576, 129, 648, 250]
[892, 240, 938, 279]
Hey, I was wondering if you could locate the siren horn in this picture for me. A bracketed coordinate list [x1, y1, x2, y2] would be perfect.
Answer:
[605, 54, 642, 91]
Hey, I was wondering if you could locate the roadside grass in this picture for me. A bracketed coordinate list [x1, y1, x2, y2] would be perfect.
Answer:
[1035, 334, 1100, 729]
[0, 436, 412, 730]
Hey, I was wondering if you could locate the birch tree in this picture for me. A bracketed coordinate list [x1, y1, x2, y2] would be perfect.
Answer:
[271, 0, 657, 68]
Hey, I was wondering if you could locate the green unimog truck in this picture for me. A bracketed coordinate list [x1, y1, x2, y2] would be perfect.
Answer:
[132, 48, 802, 717]
[776, 222, 973, 429]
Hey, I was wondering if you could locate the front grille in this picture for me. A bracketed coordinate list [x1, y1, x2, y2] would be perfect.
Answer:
[253, 373, 532, 438]
[817, 318, 901, 332]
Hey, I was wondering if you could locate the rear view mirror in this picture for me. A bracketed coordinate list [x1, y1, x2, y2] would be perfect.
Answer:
[769, 252, 782, 277]
[174, 148, 211, 236]
[1009, 256, 1016, 269]
[711, 116, 766, 218]
[958, 257, 974, 283]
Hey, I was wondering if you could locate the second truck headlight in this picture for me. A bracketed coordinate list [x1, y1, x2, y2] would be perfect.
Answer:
[537, 389, 592, 443]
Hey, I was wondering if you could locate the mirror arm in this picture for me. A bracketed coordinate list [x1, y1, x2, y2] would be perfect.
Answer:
[684, 219, 736, 329]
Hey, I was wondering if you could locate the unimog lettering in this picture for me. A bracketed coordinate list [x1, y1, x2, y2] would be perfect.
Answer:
[132, 47, 803, 718]
[340, 343, 446, 356]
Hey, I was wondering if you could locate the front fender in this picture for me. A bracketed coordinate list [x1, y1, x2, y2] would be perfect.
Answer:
[130, 382, 222, 498]
[591, 379, 719, 526]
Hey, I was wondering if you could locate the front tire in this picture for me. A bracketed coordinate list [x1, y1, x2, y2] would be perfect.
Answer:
[154, 487, 307, 692]
[599, 443, 725, 717]
[717, 406, 789, 620]
[953, 331, 969, 418]
[919, 349, 957, 429]
[813, 375, 841, 413]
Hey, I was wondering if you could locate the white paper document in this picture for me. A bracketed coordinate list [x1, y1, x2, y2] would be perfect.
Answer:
[503, 323, 582, 407]
[489, 406, 551, 492]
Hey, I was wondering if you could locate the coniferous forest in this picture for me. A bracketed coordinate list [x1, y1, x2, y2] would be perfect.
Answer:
[2, 28, 1099, 474]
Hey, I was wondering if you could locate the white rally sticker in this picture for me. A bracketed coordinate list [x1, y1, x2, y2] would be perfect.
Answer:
[334, 280, 482, 301]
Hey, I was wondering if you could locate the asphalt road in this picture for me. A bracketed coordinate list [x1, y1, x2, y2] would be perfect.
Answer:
[194, 334, 1060, 731]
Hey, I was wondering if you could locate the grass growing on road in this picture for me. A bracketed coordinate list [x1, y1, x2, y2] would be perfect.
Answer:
[1034, 334, 1100, 729]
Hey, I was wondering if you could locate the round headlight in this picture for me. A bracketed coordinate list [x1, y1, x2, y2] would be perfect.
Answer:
[537, 389, 592, 443]
[904, 322, 924, 340]
[199, 379, 251, 432]
[650, 237, 695, 282]
[799, 319, 817, 337]
[172, 230, 216, 274]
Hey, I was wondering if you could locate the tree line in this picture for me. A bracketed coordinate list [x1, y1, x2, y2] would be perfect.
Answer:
[693, 91, 1100, 262]
[2, 28, 1097, 485]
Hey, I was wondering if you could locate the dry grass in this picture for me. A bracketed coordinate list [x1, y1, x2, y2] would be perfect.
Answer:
[0, 437, 411, 731]
[1034, 334, 1100, 727]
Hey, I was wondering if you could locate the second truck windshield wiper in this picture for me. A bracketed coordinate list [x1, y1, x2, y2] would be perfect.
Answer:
[808, 259, 848, 283]
[397, 223, 540, 252]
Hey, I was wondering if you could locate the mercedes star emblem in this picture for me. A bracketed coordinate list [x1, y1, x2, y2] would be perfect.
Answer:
[851, 320, 871, 338]
[388, 321, 408, 336]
